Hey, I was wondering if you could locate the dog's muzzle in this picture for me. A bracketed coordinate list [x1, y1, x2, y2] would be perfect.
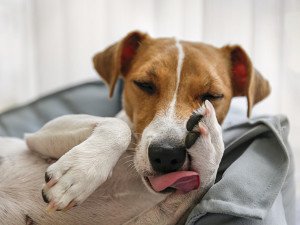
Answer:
[146, 141, 200, 194]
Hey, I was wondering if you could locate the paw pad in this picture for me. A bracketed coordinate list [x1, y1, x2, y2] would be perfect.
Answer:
[185, 101, 212, 149]
[185, 132, 200, 149]
[186, 115, 203, 132]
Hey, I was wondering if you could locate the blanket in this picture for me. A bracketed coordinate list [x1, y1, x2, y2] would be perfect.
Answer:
[187, 115, 296, 225]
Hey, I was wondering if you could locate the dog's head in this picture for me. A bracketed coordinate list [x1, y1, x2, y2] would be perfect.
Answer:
[93, 31, 270, 194]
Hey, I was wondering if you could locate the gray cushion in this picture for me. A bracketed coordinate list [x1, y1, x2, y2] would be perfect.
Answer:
[0, 80, 122, 138]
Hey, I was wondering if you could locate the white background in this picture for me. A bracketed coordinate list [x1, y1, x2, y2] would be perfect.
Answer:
[1, 0, 300, 218]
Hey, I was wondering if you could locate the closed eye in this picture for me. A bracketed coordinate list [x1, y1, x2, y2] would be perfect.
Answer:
[199, 93, 224, 102]
[133, 81, 156, 95]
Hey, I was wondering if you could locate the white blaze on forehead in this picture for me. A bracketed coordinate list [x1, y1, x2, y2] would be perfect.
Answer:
[135, 39, 186, 169]
[167, 38, 185, 117]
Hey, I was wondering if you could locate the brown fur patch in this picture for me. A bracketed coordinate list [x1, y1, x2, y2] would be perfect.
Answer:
[93, 31, 271, 136]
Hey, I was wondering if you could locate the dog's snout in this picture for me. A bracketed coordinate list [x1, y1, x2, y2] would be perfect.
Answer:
[148, 143, 186, 173]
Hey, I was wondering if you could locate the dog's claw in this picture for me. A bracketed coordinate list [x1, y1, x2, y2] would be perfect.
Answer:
[199, 123, 208, 136]
[44, 178, 57, 191]
[61, 201, 77, 212]
[46, 201, 59, 214]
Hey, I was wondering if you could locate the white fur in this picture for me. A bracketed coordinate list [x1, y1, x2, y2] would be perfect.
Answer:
[0, 136, 161, 225]
[168, 38, 185, 116]
[134, 114, 188, 176]
[31, 115, 132, 208]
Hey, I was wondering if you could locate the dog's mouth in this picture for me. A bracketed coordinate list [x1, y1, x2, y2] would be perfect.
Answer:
[144, 171, 200, 194]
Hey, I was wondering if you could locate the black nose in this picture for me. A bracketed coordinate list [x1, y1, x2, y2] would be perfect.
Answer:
[148, 143, 186, 173]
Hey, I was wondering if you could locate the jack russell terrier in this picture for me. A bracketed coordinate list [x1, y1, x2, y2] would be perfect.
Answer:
[0, 31, 270, 225]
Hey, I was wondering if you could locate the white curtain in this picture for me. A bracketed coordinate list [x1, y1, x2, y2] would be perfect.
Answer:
[1, 0, 300, 198]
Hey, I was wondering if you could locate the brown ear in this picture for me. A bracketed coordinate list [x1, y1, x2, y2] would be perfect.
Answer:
[93, 31, 149, 98]
[223, 45, 271, 117]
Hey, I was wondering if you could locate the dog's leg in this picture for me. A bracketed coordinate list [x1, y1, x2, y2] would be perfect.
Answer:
[25, 115, 107, 159]
[40, 116, 132, 212]
[124, 101, 224, 225]
[186, 100, 224, 188]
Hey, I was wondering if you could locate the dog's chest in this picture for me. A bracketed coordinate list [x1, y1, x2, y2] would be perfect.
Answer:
[83, 150, 163, 223]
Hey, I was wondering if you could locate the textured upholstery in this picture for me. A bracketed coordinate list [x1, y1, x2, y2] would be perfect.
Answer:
[0, 80, 123, 138]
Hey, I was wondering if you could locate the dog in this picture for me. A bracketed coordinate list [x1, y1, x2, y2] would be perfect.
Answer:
[0, 31, 270, 225]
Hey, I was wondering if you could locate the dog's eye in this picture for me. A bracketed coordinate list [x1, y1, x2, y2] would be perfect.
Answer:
[134, 81, 156, 95]
[200, 93, 224, 102]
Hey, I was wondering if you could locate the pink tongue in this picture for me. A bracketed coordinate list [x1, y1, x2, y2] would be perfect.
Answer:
[148, 171, 200, 194]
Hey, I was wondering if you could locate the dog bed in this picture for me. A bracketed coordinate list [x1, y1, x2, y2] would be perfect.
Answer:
[0, 80, 296, 225]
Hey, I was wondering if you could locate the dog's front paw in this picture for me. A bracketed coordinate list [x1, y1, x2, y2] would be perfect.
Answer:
[185, 100, 224, 186]
[41, 118, 131, 213]
[41, 149, 106, 213]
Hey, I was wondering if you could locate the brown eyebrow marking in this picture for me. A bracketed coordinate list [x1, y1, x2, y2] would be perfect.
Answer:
[146, 67, 157, 78]
[203, 79, 211, 89]
[200, 73, 212, 90]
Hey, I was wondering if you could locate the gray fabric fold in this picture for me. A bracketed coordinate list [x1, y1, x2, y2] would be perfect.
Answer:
[186, 115, 296, 225]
